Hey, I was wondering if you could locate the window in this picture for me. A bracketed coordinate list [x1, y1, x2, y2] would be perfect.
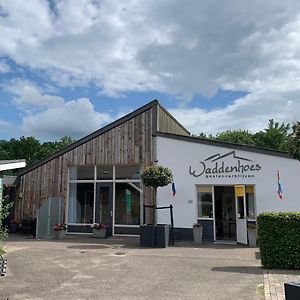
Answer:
[246, 185, 255, 220]
[97, 166, 113, 180]
[70, 166, 94, 180]
[68, 183, 94, 224]
[197, 185, 213, 218]
[115, 183, 140, 225]
[115, 165, 140, 180]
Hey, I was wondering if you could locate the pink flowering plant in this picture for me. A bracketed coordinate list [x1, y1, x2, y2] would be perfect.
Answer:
[91, 223, 109, 230]
[54, 223, 67, 231]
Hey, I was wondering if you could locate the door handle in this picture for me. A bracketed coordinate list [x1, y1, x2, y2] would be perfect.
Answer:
[109, 210, 113, 216]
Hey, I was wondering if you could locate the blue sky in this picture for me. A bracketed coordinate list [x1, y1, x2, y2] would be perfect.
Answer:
[1, 1, 300, 141]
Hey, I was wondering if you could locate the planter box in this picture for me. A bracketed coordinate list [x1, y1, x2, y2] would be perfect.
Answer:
[285, 281, 300, 300]
[247, 229, 257, 247]
[54, 230, 66, 240]
[193, 226, 203, 245]
[92, 228, 106, 238]
[140, 225, 155, 247]
[155, 224, 170, 248]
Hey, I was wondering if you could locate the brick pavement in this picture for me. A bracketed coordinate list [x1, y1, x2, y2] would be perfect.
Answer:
[264, 269, 300, 300]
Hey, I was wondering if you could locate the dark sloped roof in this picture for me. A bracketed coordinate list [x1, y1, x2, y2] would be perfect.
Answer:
[18, 100, 159, 176]
[153, 131, 294, 160]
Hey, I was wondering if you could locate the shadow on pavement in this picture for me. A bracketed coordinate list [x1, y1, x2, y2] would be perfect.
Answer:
[211, 266, 262, 275]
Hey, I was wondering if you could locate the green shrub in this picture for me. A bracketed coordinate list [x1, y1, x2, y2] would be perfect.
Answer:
[141, 166, 173, 189]
[257, 212, 300, 269]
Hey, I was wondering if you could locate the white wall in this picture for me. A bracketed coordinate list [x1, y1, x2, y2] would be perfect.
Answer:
[156, 136, 300, 228]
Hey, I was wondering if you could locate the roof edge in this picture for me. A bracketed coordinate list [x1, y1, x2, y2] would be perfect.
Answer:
[153, 131, 294, 160]
[17, 100, 159, 176]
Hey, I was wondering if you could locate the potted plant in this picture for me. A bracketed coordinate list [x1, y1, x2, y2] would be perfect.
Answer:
[193, 222, 203, 245]
[140, 165, 173, 247]
[54, 223, 67, 239]
[91, 223, 108, 238]
[247, 222, 257, 247]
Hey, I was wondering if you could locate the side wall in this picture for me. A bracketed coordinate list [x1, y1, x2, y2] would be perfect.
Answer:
[156, 136, 300, 229]
[16, 108, 156, 222]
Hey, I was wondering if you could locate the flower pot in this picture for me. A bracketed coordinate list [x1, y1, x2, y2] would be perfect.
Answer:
[54, 230, 66, 240]
[92, 228, 106, 238]
[193, 226, 203, 245]
[247, 229, 257, 247]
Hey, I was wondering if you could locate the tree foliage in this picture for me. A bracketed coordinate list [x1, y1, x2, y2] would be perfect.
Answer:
[141, 166, 173, 190]
[197, 119, 300, 160]
[0, 136, 75, 169]
[0, 196, 13, 255]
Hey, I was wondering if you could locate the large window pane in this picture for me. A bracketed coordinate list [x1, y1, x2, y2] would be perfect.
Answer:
[69, 166, 94, 180]
[246, 185, 255, 219]
[68, 183, 94, 223]
[97, 165, 113, 180]
[115, 183, 140, 225]
[115, 165, 140, 180]
[197, 185, 213, 218]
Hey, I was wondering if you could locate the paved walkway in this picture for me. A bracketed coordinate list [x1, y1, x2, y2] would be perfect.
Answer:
[1, 235, 262, 300]
[264, 269, 300, 300]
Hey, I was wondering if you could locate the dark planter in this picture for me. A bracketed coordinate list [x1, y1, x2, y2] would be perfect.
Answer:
[155, 224, 170, 248]
[285, 281, 300, 300]
[140, 224, 155, 247]
[0, 256, 7, 276]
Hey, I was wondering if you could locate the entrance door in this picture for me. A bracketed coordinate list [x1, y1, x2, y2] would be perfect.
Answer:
[96, 183, 113, 236]
[214, 186, 236, 241]
[235, 185, 247, 244]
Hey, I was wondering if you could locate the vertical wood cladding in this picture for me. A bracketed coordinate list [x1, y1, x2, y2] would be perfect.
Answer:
[157, 106, 190, 136]
[16, 107, 156, 221]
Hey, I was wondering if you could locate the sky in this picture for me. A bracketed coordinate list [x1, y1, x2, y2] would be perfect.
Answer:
[1, 0, 300, 141]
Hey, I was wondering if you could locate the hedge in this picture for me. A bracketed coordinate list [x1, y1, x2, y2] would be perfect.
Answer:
[257, 212, 300, 269]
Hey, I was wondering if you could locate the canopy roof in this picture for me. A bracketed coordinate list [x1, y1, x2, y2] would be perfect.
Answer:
[0, 160, 26, 172]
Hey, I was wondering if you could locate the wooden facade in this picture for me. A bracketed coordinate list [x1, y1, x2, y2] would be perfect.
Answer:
[16, 100, 190, 223]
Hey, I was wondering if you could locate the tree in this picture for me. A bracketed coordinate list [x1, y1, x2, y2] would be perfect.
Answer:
[0, 195, 12, 255]
[254, 119, 291, 152]
[289, 121, 300, 160]
[141, 165, 173, 190]
[141, 165, 173, 226]
[215, 130, 255, 145]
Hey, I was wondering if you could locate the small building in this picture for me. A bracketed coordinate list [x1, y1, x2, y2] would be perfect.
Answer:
[15, 101, 300, 244]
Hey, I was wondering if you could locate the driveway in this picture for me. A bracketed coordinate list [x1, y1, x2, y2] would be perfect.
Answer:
[0, 236, 263, 300]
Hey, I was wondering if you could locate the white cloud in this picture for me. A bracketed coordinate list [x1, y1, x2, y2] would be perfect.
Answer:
[170, 84, 300, 135]
[5, 79, 64, 110]
[21, 98, 113, 140]
[1, 1, 300, 134]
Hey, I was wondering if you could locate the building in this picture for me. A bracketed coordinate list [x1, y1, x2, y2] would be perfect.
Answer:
[15, 101, 300, 243]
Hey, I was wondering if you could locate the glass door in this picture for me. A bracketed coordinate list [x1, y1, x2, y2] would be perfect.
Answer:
[95, 183, 113, 236]
[234, 185, 247, 244]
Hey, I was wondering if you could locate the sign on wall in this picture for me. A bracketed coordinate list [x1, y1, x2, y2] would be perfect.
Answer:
[189, 150, 262, 179]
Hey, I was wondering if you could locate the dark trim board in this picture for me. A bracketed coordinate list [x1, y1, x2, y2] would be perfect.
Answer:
[114, 226, 140, 235]
[154, 131, 294, 159]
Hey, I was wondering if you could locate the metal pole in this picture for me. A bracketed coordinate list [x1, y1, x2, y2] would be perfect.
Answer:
[170, 205, 174, 246]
